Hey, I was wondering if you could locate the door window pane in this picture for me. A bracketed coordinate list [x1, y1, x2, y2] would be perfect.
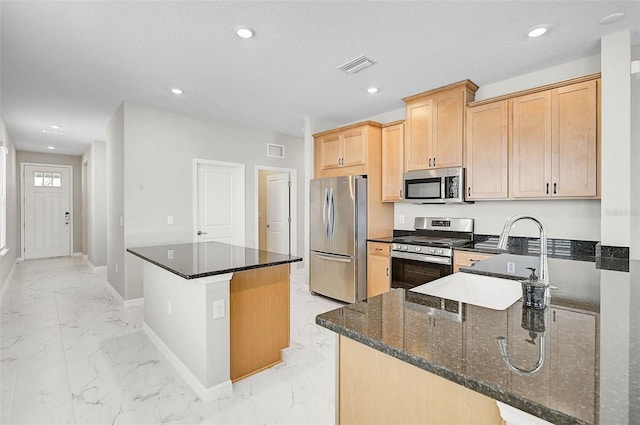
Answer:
[34, 171, 44, 186]
[34, 171, 62, 187]
[52, 173, 61, 187]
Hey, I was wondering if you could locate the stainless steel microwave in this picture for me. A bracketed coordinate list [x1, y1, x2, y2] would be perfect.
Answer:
[402, 167, 469, 204]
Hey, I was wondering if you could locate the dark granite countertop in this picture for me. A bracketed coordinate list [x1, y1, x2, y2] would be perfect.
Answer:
[367, 236, 394, 244]
[317, 256, 639, 425]
[127, 241, 302, 279]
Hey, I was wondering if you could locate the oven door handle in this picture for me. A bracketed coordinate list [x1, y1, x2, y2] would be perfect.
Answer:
[390, 251, 452, 265]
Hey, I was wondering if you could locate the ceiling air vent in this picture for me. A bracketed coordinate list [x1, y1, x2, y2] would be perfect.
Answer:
[338, 55, 376, 74]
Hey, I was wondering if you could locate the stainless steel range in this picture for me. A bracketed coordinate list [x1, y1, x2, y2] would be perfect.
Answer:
[391, 217, 474, 290]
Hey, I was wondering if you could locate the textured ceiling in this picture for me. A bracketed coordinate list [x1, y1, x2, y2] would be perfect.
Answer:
[1, 1, 639, 155]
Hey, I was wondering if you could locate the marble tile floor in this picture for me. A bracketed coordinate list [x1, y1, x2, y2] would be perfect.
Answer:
[0, 257, 342, 424]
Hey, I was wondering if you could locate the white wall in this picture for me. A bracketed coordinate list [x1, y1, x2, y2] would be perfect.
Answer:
[630, 45, 640, 260]
[15, 150, 83, 254]
[107, 104, 125, 298]
[82, 140, 107, 267]
[0, 118, 18, 290]
[112, 102, 305, 301]
[601, 31, 631, 249]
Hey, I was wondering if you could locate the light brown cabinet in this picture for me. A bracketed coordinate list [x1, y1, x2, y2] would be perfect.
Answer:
[465, 100, 509, 200]
[367, 242, 391, 298]
[453, 250, 494, 273]
[403, 80, 478, 172]
[381, 121, 404, 202]
[511, 79, 598, 198]
[316, 126, 366, 171]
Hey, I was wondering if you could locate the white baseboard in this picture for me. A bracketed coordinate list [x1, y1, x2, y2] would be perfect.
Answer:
[105, 280, 125, 306]
[0, 258, 18, 300]
[143, 323, 233, 403]
[93, 265, 107, 272]
[16, 257, 23, 263]
[71, 252, 83, 257]
[124, 297, 144, 308]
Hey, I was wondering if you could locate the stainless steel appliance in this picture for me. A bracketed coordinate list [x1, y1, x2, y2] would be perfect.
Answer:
[403, 166, 469, 204]
[309, 175, 367, 303]
[391, 217, 474, 290]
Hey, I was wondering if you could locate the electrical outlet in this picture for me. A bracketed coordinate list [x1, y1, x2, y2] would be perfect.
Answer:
[399, 215, 405, 224]
[507, 262, 516, 274]
[167, 249, 174, 259]
[213, 300, 225, 320]
[167, 300, 172, 316]
[167, 216, 174, 225]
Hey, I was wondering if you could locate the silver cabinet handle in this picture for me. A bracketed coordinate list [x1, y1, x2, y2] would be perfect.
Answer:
[400, 189, 403, 199]
[197, 230, 208, 235]
[315, 253, 352, 263]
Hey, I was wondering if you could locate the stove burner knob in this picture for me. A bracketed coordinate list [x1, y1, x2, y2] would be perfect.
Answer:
[402, 245, 408, 250]
[416, 247, 421, 252]
[430, 248, 435, 253]
[438, 249, 444, 255]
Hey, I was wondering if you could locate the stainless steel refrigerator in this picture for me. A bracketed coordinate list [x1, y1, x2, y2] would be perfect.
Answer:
[309, 175, 367, 303]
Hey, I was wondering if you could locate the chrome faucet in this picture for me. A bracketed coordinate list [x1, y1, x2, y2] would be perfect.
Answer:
[496, 215, 549, 285]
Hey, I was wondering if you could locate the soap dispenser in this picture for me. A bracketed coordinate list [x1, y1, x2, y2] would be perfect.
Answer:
[520, 267, 548, 309]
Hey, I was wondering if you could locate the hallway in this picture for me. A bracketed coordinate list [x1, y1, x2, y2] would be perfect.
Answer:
[0, 257, 338, 424]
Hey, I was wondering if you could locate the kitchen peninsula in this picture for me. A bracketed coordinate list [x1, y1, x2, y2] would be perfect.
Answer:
[127, 241, 302, 402]
[318, 254, 637, 425]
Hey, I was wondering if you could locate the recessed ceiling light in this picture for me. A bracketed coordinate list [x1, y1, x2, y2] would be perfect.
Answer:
[42, 129, 63, 135]
[171, 88, 184, 95]
[47, 146, 56, 150]
[235, 26, 255, 39]
[600, 12, 625, 25]
[367, 87, 379, 94]
[50, 124, 61, 129]
[528, 25, 548, 38]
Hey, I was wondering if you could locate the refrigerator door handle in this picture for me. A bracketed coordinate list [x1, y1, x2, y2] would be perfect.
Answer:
[314, 252, 352, 263]
[322, 188, 329, 240]
[329, 187, 336, 240]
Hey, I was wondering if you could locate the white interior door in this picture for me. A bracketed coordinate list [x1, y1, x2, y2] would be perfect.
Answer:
[266, 173, 290, 254]
[195, 161, 245, 245]
[23, 164, 72, 259]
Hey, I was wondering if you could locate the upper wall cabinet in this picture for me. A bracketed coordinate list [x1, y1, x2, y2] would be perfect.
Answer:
[511, 79, 598, 198]
[465, 100, 509, 200]
[466, 73, 600, 201]
[314, 121, 382, 178]
[403, 80, 479, 172]
[381, 121, 405, 202]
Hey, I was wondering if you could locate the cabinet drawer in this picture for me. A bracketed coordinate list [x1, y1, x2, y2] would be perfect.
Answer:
[453, 250, 494, 273]
[368, 242, 391, 257]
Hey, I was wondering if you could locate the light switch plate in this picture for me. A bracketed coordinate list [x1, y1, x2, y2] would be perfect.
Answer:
[399, 215, 405, 224]
[167, 215, 174, 225]
[507, 262, 516, 274]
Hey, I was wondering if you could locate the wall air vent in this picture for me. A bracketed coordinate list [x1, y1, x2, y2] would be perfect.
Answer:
[338, 55, 376, 74]
[267, 143, 285, 159]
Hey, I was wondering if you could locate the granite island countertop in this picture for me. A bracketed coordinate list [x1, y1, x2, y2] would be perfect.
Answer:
[127, 241, 302, 279]
[317, 255, 639, 425]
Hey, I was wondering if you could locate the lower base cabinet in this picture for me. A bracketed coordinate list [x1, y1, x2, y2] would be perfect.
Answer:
[337, 336, 504, 425]
[367, 242, 391, 298]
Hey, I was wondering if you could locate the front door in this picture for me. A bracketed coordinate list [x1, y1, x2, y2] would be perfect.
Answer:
[23, 164, 72, 259]
[195, 160, 245, 245]
[266, 173, 290, 254]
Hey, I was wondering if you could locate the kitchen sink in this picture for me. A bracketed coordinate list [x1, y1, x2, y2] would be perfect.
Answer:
[410, 272, 522, 310]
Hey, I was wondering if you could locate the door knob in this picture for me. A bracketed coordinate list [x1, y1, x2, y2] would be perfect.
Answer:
[197, 230, 208, 235]
[266, 224, 270, 228]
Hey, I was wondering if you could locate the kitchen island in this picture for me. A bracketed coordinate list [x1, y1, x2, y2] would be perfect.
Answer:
[127, 241, 302, 402]
[317, 254, 638, 425]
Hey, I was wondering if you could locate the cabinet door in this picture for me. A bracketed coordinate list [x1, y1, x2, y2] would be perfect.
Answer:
[405, 99, 432, 171]
[466, 101, 509, 200]
[551, 80, 597, 197]
[367, 243, 390, 298]
[382, 123, 405, 202]
[342, 128, 367, 168]
[432, 317, 463, 370]
[432, 90, 464, 168]
[319, 133, 342, 170]
[511, 91, 552, 198]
